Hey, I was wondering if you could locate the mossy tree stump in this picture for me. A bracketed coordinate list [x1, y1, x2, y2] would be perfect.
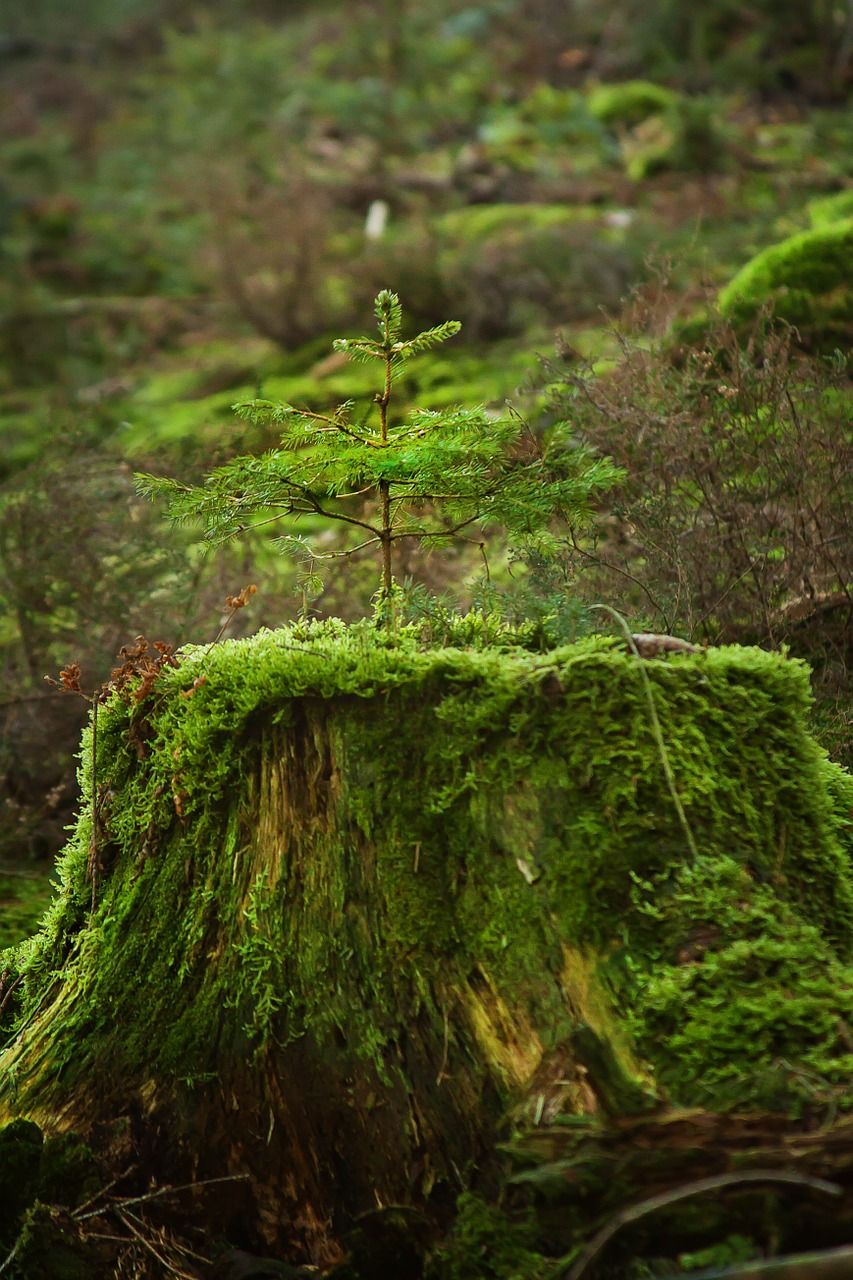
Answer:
[1, 626, 850, 1265]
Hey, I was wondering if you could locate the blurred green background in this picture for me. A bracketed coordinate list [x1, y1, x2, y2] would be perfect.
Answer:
[0, 0, 850, 936]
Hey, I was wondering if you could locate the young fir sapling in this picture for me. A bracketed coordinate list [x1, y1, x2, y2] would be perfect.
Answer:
[137, 291, 617, 605]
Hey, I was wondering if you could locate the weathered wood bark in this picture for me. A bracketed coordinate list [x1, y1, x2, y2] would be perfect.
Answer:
[0, 630, 850, 1268]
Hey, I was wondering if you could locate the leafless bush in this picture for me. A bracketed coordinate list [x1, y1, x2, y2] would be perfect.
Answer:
[201, 158, 358, 350]
[549, 320, 851, 658]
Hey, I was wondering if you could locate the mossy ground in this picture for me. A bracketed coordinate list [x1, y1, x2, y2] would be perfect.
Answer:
[719, 219, 853, 344]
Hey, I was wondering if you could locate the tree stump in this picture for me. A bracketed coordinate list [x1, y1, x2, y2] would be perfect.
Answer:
[1, 627, 850, 1266]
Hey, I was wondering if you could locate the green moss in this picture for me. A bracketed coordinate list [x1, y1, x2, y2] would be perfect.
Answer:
[424, 1192, 549, 1280]
[719, 220, 853, 343]
[0, 1119, 42, 1248]
[436, 204, 596, 244]
[587, 81, 678, 128]
[9, 1201, 97, 1279]
[620, 97, 728, 181]
[809, 190, 853, 228]
[38, 1133, 101, 1209]
[0, 1120, 100, 1275]
[622, 856, 853, 1109]
[1, 623, 851, 1124]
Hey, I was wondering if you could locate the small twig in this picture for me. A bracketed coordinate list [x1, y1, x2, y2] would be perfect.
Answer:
[73, 1172, 251, 1222]
[0, 1236, 20, 1277]
[568, 529, 671, 630]
[89, 696, 99, 912]
[0, 974, 23, 1025]
[116, 1210, 197, 1279]
[590, 604, 699, 861]
[436, 1005, 450, 1086]
[122, 1209, 210, 1265]
[552, 1170, 842, 1280]
[479, 541, 491, 582]
[71, 1164, 136, 1218]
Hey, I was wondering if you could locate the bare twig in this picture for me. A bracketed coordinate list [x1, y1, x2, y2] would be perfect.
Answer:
[590, 604, 699, 861]
[73, 1172, 251, 1222]
[71, 1165, 136, 1218]
[116, 1210, 197, 1279]
[436, 1004, 450, 1086]
[553, 1170, 842, 1280]
[0, 973, 23, 1024]
[0, 1236, 20, 1277]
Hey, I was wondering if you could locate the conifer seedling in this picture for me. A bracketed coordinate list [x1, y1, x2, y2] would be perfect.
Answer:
[137, 291, 616, 606]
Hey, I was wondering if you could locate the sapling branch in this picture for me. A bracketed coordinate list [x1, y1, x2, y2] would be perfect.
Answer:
[138, 291, 618, 613]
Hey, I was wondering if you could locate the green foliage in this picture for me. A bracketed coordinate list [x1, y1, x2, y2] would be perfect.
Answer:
[138, 292, 617, 599]
[546, 320, 852, 662]
[590, 0, 850, 96]
[0, 873, 53, 950]
[719, 220, 853, 344]
[425, 1192, 548, 1280]
[623, 856, 853, 1110]
[677, 1235, 758, 1272]
[809, 190, 853, 229]
[587, 81, 679, 128]
[587, 85, 730, 181]
[0, 1119, 100, 1279]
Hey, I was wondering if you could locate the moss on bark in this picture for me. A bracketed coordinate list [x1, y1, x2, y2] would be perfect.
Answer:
[0, 623, 850, 1259]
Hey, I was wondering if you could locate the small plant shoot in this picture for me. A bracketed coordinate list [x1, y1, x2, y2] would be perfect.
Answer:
[136, 291, 617, 606]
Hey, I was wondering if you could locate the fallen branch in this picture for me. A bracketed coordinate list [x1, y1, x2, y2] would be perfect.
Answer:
[73, 1171, 251, 1223]
[552, 1169, 842, 1280]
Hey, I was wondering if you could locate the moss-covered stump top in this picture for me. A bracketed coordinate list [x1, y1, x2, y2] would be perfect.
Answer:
[719, 219, 853, 347]
[1, 622, 851, 1257]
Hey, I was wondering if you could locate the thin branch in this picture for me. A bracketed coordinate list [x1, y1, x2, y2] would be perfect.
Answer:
[0, 1237, 20, 1277]
[388, 514, 484, 542]
[116, 1211, 197, 1280]
[310, 536, 381, 560]
[479, 541, 491, 582]
[553, 1169, 842, 1280]
[567, 529, 672, 631]
[289, 406, 382, 447]
[123, 1209, 210, 1265]
[71, 1166, 136, 1218]
[73, 1173, 251, 1223]
[307, 501, 380, 536]
[0, 974, 23, 1025]
[590, 604, 699, 861]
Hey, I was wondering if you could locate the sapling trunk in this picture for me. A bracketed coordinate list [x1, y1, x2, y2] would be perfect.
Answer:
[378, 332, 393, 597]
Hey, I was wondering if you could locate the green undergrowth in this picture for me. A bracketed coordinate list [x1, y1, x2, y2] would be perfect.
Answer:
[622, 855, 853, 1110]
[1, 620, 851, 1119]
[0, 872, 54, 951]
[113, 336, 541, 461]
[587, 80, 679, 128]
[423, 1192, 549, 1280]
[0, 1119, 101, 1277]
